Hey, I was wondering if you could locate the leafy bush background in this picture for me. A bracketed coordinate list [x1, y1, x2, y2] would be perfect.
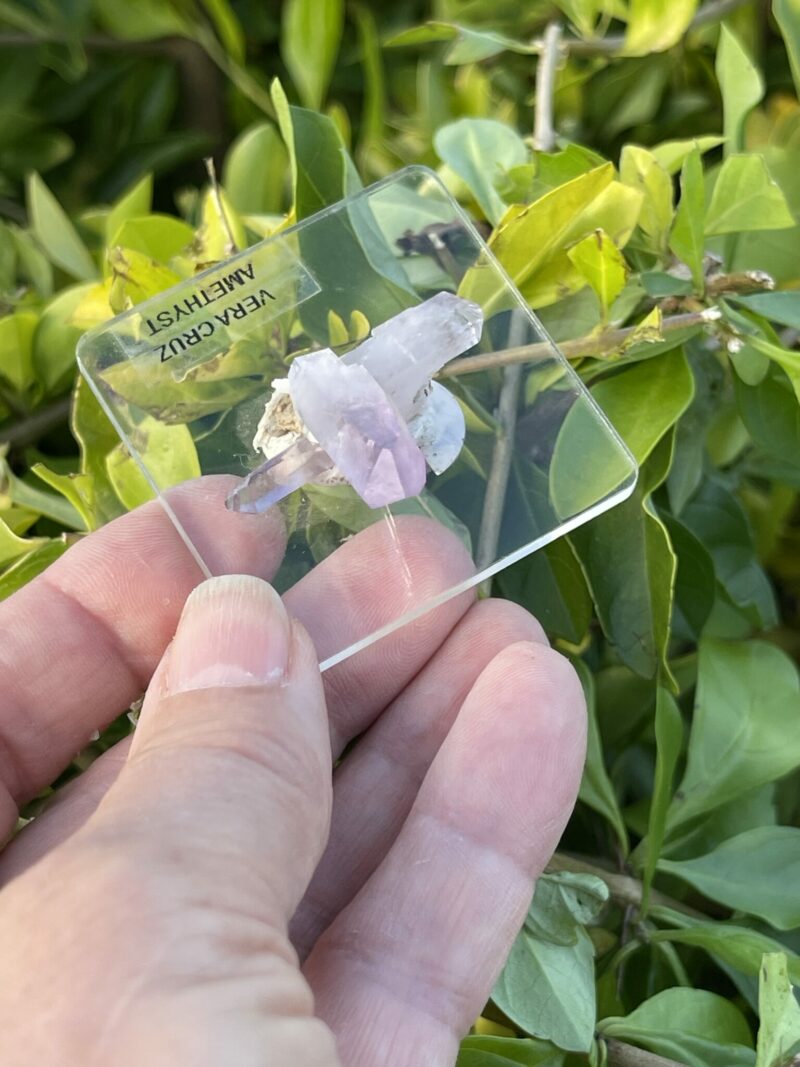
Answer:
[2, 0, 800, 1063]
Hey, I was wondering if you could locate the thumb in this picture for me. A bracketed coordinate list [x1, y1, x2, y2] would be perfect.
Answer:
[96, 573, 333, 930]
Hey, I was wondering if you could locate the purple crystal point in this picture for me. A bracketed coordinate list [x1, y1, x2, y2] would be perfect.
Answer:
[226, 294, 483, 514]
[288, 351, 427, 507]
[227, 436, 332, 513]
[342, 292, 483, 415]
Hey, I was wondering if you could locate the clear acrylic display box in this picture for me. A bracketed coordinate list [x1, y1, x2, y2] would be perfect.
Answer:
[78, 166, 637, 669]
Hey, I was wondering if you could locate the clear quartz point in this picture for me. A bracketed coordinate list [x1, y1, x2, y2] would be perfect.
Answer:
[226, 293, 483, 513]
[226, 435, 332, 513]
[407, 381, 466, 476]
[342, 291, 483, 415]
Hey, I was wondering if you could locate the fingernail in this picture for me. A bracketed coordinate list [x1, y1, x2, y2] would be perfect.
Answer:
[166, 575, 290, 693]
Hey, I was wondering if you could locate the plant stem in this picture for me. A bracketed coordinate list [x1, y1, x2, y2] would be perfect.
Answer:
[475, 363, 522, 576]
[604, 1038, 688, 1067]
[548, 0, 750, 56]
[533, 22, 562, 151]
[439, 309, 718, 379]
[1, 398, 71, 449]
[547, 852, 705, 919]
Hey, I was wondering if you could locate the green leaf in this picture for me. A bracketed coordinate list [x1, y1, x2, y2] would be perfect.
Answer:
[599, 988, 755, 1067]
[498, 536, 592, 646]
[670, 148, 705, 289]
[434, 119, 528, 225]
[734, 291, 800, 330]
[620, 146, 673, 255]
[648, 909, 800, 985]
[383, 22, 459, 48]
[493, 872, 608, 1052]
[27, 172, 96, 281]
[94, 0, 190, 40]
[716, 24, 764, 156]
[736, 365, 800, 468]
[552, 0, 601, 37]
[570, 434, 677, 684]
[756, 953, 800, 1067]
[623, 0, 700, 55]
[0, 310, 37, 394]
[681, 479, 778, 631]
[639, 687, 683, 909]
[281, 0, 344, 110]
[105, 173, 153, 246]
[650, 136, 726, 175]
[664, 783, 777, 863]
[272, 93, 415, 331]
[457, 1035, 565, 1066]
[663, 513, 716, 641]
[10, 223, 53, 298]
[744, 335, 800, 405]
[566, 229, 627, 320]
[199, 0, 245, 63]
[222, 123, 288, 217]
[32, 466, 97, 532]
[0, 456, 84, 530]
[575, 661, 629, 853]
[668, 639, 800, 832]
[106, 418, 201, 510]
[774, 0, 800, 99]
[591, 348, 695, 465]
[660, 827, 800, 930]
[706, 155, 795, 236]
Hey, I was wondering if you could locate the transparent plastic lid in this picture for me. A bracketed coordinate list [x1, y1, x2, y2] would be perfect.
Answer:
[78, 166, 637, 669]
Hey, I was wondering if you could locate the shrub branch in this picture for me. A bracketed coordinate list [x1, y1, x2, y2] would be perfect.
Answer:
[440, 309, 720, 379]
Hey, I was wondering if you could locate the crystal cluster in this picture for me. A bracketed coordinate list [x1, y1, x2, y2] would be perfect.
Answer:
[226, 292, 483, 513]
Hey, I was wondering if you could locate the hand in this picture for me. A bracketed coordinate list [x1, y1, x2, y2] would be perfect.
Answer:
[0, 477, 586, 1066]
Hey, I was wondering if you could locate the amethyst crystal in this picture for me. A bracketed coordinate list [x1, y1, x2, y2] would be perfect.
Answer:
[226, 293, 483, 514]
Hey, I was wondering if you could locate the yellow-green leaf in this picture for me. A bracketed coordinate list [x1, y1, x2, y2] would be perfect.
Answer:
[756, 953, 800, 1067]
[105, 174, 153, 245]
[0, 516, 45, 567]
[567, 229, 627, 319]
[0, 311, 37, 393]
[624, 0, 699, 56]
[620, 146, 673, 255]
[460, 163, 615, 312]
[106, 418, 201, 510]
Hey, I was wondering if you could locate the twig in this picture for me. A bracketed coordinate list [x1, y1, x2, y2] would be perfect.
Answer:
[533, 22, 562, 152]
[473, 28, 563, 579]
[439, 309, 719, 379]
[604, 1038, 688, 1067]
[0, 398, 71, 449]
[475, 363, 522, 576]
[204, 157, 238, 254]
[536, 0, 750, 56]
[547, 852, 705, 919]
